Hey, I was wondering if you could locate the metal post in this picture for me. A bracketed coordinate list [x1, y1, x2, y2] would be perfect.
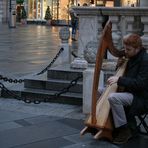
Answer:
[8, 0, 12, 28]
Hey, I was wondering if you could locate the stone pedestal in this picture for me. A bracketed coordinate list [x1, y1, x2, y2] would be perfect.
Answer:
[71, 57, 88, 69]
[83, 67, 104, 114]
[83, 61, 116, 114]
[70, 8, 103, 69]
[53, 27, 70, 67]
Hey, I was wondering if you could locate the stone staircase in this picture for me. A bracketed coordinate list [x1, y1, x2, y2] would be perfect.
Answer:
[1, 64, 84, 105]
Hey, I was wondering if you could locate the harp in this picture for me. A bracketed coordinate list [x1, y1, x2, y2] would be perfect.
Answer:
[80, 20, 127, 140]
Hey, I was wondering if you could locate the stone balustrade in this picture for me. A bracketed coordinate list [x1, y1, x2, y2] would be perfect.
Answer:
[71, 6, 148, 66]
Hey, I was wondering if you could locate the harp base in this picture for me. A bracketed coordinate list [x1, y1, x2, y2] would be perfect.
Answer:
[80, 126, 112, 141]
[80, 126, 98, 136]
[94, 129, 112, 141]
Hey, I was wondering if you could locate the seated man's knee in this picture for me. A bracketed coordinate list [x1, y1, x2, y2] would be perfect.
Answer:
[108, 93, 117, 103]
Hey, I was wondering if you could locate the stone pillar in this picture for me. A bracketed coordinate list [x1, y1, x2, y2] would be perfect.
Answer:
[83, 67, 104, 114]
[140, 0, 148, 7]
[53, 27, 70, 66]
[41, 0, 43, 19]
[126, 16, 134, 34]
[70, 9, 103, 68]
[97, 15, 104, 43]
[36, 0, 38, 19]
[119, 16, 126, 37]
[108, 15, 121, 59]
[141, 16, 148, 49]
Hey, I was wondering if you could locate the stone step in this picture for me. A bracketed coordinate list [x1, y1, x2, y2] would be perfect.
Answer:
[24, 73, 82, 93]
[1, 83, 82, 105]
[1, 64, 84, 105]
[47, 64, 83, 81]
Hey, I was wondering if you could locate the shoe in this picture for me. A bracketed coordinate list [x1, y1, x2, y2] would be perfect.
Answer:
[112, 127, 132, 144]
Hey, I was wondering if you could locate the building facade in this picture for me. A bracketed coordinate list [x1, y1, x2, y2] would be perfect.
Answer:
[24, 0, 140, 21]
[24, 0, 91, 23]
[0, 0, 148, 24]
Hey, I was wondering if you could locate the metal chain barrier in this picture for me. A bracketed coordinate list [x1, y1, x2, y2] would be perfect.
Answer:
[36, 47, 64, 75]
[71, 51, 78, 58]
[0, 74, 82, 104]
[54, 74, 82, 97]
[0, 82, 41, 104]
[0, 47, 64, 84]
[0, 74, 24, 83]
[0, 47, 82, 104]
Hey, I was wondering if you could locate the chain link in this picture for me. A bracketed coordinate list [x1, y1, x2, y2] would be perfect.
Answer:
[54, 74, 82, 97]
[37, 47, 64, 75]
[0, 82, 41, 104]
[71, 51, 78, 58]
[0, 74, 24, 83]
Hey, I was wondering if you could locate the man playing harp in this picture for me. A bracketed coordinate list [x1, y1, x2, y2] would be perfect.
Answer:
[102, 34, 148, 144]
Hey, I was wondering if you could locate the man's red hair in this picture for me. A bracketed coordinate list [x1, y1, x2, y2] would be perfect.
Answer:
[123, 34, 142, 49]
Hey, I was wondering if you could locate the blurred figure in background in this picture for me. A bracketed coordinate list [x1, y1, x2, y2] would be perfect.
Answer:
[69, 9, 78, 41]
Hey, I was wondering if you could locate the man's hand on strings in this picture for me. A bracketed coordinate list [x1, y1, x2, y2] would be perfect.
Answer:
[107, 76, 119, 85]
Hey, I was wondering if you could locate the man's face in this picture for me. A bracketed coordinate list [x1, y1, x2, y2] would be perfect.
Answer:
[124, 45, 140, 58]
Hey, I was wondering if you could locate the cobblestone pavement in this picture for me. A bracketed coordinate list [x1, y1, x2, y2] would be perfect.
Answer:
[0, 24, 147, 148]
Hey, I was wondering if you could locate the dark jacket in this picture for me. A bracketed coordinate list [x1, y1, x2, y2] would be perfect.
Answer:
[117, 49, 148, 116]
[70, 12, 78, 26]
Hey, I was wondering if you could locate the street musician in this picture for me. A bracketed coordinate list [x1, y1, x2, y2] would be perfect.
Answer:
[105, 34, 148, 144]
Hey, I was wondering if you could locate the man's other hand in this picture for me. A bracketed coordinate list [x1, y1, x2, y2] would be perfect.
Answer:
[107, 76, 119, 85]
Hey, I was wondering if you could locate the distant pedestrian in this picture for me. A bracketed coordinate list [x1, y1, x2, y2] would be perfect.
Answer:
[69, 9, 78, 41]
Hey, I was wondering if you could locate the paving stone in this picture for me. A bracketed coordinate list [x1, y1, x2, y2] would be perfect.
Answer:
[24, 115, 62, 125]
[0, 110, 36, 123]
[62, 140, 119, 148]
[13, 137, 74, 148]
[14, 119, 32, 127]
[0, 121, 79, 148]
[64, 133, 93, 143]
[0, 122, 22, 132]
[58, 118, 84, 130]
